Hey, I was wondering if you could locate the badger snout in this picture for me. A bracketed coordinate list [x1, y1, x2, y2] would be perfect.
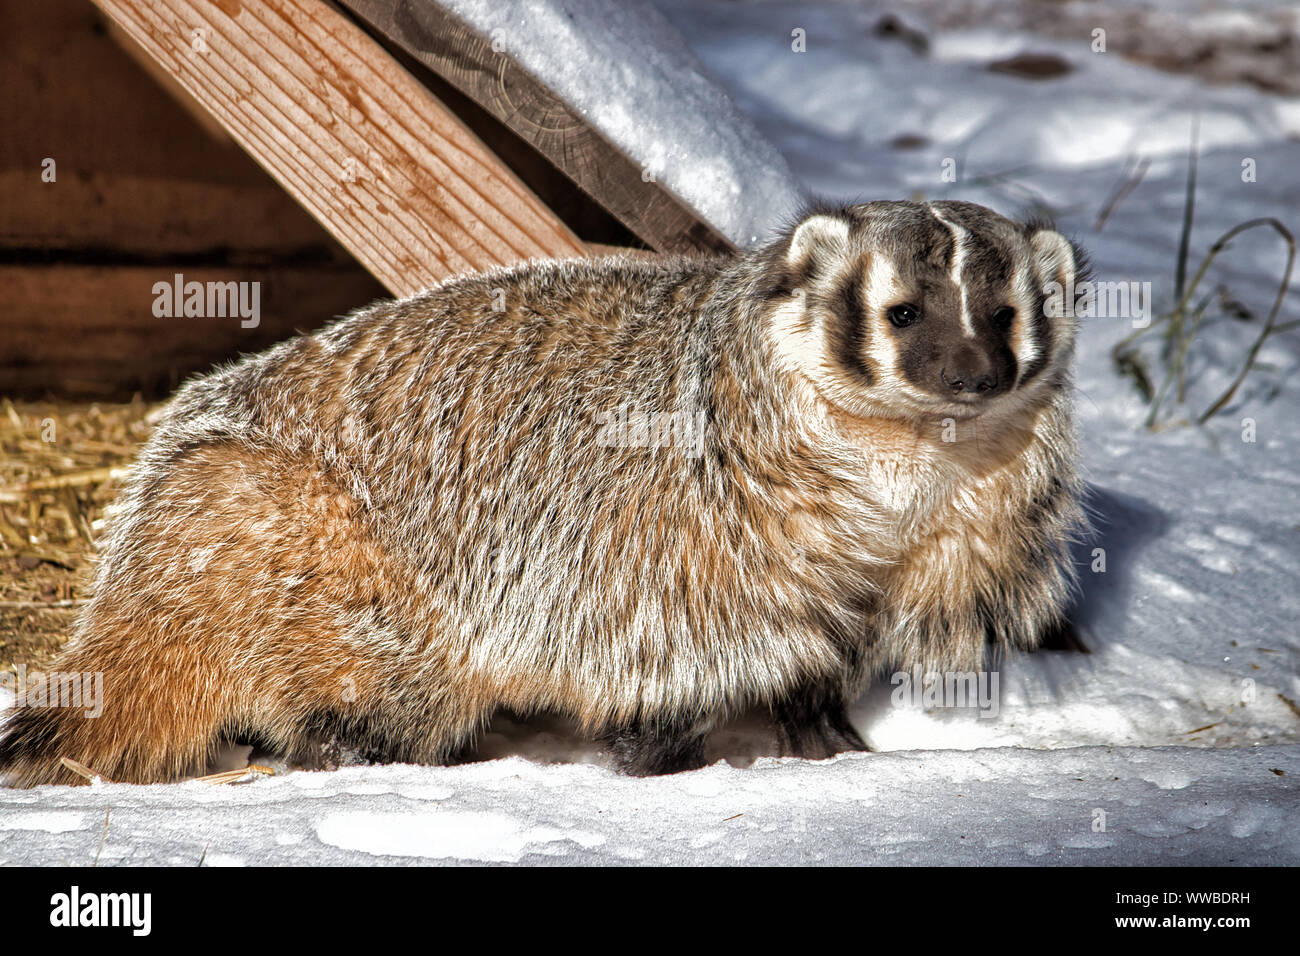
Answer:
[940, 345, 999, 396]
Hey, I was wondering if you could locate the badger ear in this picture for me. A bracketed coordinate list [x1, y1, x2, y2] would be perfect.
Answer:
[1028, 228, 1078, 292]
[785, 213, 851, 273]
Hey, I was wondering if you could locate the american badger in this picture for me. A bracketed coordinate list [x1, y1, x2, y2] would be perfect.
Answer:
[0, 200, 1086, 785]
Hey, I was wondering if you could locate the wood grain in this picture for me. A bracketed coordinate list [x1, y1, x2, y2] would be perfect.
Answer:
[86, 0, 588, 298]
[1, 264, 387, 399]
[0, 0, 346, 261]
[337, 0, 736, 256]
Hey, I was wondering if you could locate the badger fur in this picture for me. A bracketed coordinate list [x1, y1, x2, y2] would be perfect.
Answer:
[0, 200, 1087, 785]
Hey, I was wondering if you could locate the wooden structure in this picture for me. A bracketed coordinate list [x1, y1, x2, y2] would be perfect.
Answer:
[3, 0, 732, 399]
[339, 0, 735, 256]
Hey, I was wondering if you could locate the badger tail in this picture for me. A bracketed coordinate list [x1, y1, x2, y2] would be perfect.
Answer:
[0, 705, 88, 787]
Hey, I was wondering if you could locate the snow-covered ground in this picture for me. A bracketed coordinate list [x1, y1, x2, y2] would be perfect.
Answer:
[1, 747, 1295, 865]
[2, 0, 1297, 864]
[436, 0, 806, 246]
[652, 0, 1300, 755]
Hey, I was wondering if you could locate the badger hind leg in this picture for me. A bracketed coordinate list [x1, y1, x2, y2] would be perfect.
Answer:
[0, 706, 100, 787]
[0, 439, 479, 787]
[604, 718, 710, 776]
[1035, 617, 1090, 653]
[279, 703, 479, 772]
[0, 660, 221, 787]
[281, 712, 385, 771]
[772, 684, 868, 761]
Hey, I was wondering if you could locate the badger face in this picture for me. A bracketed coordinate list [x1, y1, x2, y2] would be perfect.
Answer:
[767, 200, 1082, 423]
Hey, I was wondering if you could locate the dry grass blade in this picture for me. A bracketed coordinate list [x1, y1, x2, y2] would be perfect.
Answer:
[0, 466, 131, 503]
[1114, 348, 1155, 403]
[94, 808, 111, 867]
[1198, 218, 1296, 423]
[1145, 287, 1214, 427]
[1126, 212, 1295, 430]
[0, 599, 88, 609]
[194, 764, 276, 786]
[1175, 290, 1216, 403]
[60, 756, 113, 783]
[1168, 115, 1200, 361]
[1095, 154, 1151, 232]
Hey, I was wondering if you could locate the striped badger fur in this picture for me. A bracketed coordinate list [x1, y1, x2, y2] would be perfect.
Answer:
[0, 200, 1087, 785]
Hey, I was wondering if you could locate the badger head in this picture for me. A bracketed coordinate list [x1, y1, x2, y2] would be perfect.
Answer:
[764, 200, 1083, 424]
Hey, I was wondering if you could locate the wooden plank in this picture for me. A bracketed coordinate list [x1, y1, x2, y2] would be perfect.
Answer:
[86, 0, 587, 298]
[0, 0, 345, 261]
[0, 265, 387, 399]
[338, 0, 737, 256]
[0, 169, 356, 263]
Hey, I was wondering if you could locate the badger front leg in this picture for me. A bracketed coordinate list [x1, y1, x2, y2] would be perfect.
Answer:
[604, 718, 711, 776]
[772, 682, 868, 760]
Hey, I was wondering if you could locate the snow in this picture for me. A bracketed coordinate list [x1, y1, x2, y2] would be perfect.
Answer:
[649, 0, 1300, 759]
[434, 0, 806, 247]
[3, 0, 1299, 864]
[0, 740, 1294, 865]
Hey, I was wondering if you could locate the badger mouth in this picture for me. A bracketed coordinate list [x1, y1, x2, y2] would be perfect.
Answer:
[914, 392, 1002, 420]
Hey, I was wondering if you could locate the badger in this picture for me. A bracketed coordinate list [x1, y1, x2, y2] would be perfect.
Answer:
[0, 200, 1087, 786]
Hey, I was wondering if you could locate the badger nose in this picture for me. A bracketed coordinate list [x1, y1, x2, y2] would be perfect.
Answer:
[941, 351, 997, 394]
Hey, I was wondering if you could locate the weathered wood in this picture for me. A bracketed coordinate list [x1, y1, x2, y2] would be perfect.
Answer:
[0, 169, 353, 263]
[0, 0, 343, 261]
[337, 0, 737, 256]
[86, 0, 588, 298]
[0, 265, 387, 399]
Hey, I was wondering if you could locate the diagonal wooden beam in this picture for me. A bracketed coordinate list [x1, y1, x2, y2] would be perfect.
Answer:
[89, 0, 588, 298]
[338, 0, 737, 256]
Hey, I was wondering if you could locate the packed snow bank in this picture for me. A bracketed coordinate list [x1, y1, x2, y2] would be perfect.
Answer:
[0, 746, 1294, 865]
[435, 0, 806, 247]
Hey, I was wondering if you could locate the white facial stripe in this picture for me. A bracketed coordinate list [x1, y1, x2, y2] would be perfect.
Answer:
[862, 254, 914, 393]
[1010, 261, 1040, 386]
[768, 294, 825, 380]
[927, 205, 974, 338]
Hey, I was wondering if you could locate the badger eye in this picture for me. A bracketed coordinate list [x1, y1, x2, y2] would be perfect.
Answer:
[888, 303, 920, 328]
[992, 306, 1015, 328]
